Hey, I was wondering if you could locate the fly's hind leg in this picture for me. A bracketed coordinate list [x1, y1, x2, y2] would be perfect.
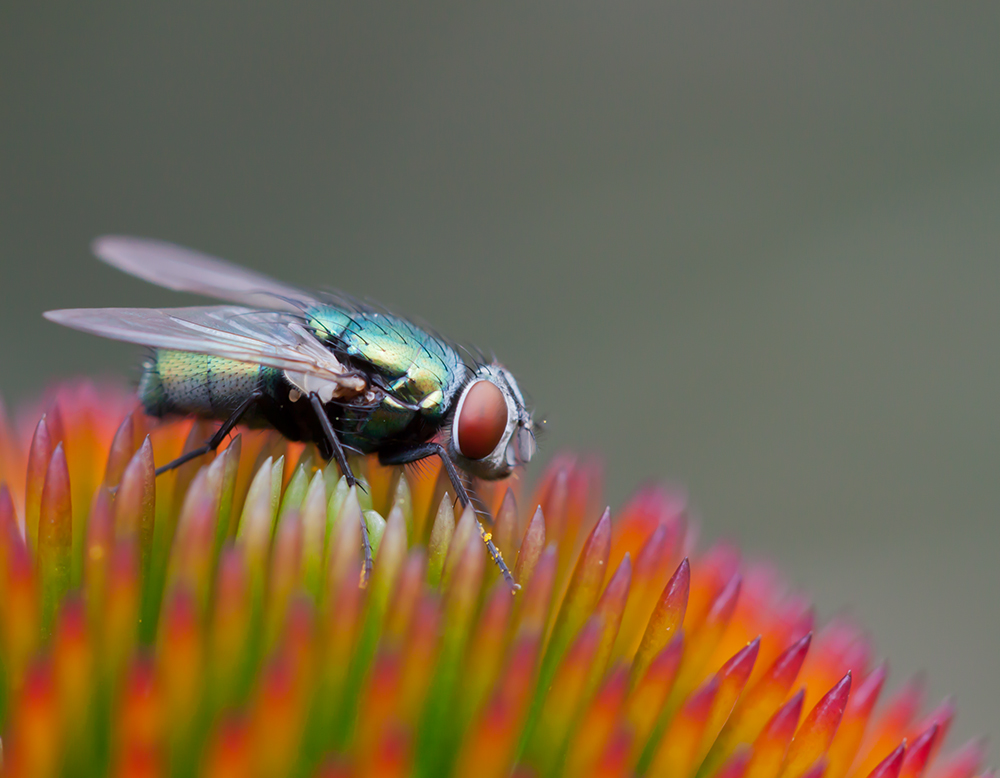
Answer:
[154, 391, 263, 477]
[308, 393, 373, 586]
[380, 442, 519, 592]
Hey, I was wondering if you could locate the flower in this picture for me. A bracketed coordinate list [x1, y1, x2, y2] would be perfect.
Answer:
[0, 382, 990, 778]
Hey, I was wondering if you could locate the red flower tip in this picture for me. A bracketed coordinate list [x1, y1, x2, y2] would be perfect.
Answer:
[914, 698, 956, 751]
[105, 413, 137, 489]
[899, 724, 940, 778]
[783, 672, 852, 777]
[869, 744, 909, 778]
[513, 504, 546, 586]
[632, 557, 690, 681]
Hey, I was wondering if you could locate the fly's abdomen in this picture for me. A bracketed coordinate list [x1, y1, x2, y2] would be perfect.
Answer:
[139, 350, 268, 421]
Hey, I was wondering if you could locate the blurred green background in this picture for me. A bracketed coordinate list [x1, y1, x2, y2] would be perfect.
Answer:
[2, 4, 998, 756]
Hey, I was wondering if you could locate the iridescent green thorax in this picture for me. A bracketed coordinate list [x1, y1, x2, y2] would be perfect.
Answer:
[306, 305, 466, 420]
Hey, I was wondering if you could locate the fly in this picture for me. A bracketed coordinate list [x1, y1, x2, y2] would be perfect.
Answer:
[45, 237, 537, 589]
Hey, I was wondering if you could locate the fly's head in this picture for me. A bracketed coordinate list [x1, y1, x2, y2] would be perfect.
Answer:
[448, 363, 536, 480]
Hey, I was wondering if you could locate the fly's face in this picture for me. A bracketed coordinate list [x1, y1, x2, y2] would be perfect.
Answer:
[449, 363, 536, 480]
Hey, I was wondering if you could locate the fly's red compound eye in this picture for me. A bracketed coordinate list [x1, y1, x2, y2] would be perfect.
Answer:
[455, 380, 508, 460]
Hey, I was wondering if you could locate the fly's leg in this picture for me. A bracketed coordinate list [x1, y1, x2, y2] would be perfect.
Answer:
[154, 391, 262, 477]
[380, 442, 519, 592]
[308, 393, 373, 586]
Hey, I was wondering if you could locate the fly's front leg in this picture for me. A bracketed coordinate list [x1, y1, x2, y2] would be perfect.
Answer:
[308, 393, 373, 586]
[380, 442, 519, 592]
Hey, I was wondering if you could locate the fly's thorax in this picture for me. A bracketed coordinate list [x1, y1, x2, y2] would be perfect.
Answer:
[306, 306, 414, 368]
[448, 363, 536, 480]
[307, 304, 465, 417]
[139, 349, 265, 419]
[304, 307, 354, 348]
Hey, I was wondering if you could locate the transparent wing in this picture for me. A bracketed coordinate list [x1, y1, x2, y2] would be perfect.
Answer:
[92, 236, 317, 311]
[44, 305, 364, 394]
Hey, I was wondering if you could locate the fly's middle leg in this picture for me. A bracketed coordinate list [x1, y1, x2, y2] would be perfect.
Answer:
[308, 393, 373, 586]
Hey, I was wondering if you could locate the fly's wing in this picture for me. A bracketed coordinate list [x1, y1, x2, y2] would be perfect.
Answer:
[92, 236, 317, 311]
[44, 305, 365, 398]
